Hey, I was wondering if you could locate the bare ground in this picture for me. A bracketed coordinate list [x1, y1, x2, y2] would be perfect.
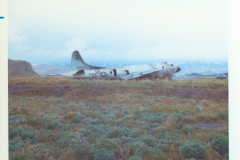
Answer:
[8, 84, 228, 101]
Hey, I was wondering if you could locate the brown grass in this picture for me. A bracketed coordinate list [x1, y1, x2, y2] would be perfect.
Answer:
[8, 77, 228, 160]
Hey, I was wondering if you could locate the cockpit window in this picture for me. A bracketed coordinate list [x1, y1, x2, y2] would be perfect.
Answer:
[171, 64, 173, 66]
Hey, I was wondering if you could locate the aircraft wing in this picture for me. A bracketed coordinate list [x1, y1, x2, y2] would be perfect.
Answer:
[122, 69, 159, 80]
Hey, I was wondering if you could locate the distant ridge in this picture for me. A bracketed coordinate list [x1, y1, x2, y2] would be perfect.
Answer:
[8, 59, 39, 77]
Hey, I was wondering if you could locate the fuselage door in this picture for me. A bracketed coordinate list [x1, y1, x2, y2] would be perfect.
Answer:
[113, 69, 117, 76]
[125, 70, 129, 75]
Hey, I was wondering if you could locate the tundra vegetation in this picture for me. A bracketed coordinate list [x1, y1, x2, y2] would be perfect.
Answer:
[9, 77, 228, 160]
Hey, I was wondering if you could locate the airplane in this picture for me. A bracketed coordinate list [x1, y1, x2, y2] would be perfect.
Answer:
[61, 50, 181, 80]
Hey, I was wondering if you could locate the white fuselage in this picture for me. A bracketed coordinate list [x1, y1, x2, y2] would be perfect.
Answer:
[62, 62, 179, 80]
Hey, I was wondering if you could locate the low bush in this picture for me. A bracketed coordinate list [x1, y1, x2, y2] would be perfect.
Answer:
[179, 125, 192, 134]
[33, 147, 54, 160]
[26, 117, 43, 127]
[93, 148, 115, 160]
[10, 125, 40, 141]
[134, 145, 165, 160]
[9, 136, 26, 151]
[40, 129, 60, 142]
[138, 135, 157, 147]
[54, 137, 80, 149]
[9, 115, 25, 124]
[107, 127, 130, 138]
[85, 124, 111, 136]
[130, 128, 146, 138]
[9, 154, 27, 160]
[155, 142, 168, 151]
[218, 109, 228, 120]
[71, 113, 85, 124]
[84, 118, 106, 125]
[128, 156, 142, 160]
[125, 141, 145, 154]
[85, 102, 102, 109]
[178, 140, 207, 159]
[225, 154, 229, 160]
[45, 121, 65, 130]
[94, 139, 120, 151]
[75, 144, 93, 160]
[212, 134, 228, 154]
[148, 113, 168, 124]
[120, 136, 134, 146]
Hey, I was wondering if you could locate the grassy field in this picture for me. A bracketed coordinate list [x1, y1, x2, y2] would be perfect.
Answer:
[9, 77, 228, 160]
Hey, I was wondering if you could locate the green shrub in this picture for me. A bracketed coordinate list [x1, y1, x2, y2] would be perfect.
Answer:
[159, 133, 180, 146]
[26, 117, 42, 126]
[54, 135, 80, 149]
[134, 145, 165, 159]
[178, 140, 207, 159]
[71, 113, 85, 124]
[84, 124, 112, 136]
[128, 156, 142, 160]
[33, 147, 54, 160]
[207, 133, 218, 142]
[212, 134, 228, 154]
[130, 128, 145, 138]
[179, 126, 192, 134]
[93, 148, 115, 160]
[148, 114, 168, 123]
[85, 102, 102, 109]
[155, 142, 168, 151]
[126, 141, 145, 154]
[40, 129, 59, 142]
[9, 154, 27, 160]
[94, 139, 120, 151]
[9, 136, 26, 151]
[139, 135, 157, 147]
[9, 115, 25, 124]
[85, 118, 106, 125]
[75, 144, 93, 160]
[107, 127, 130, 138]
[45, 121, 65, 130]
[10, 125, 40, 141]
[218, 109, 228, 120]
[225, 154, 229, 160]
[120, 136, 134, 146]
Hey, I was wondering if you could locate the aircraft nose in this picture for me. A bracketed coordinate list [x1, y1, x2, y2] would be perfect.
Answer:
[176, 67, 181, 72]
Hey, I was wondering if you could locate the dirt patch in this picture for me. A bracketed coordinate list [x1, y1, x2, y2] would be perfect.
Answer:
[8, 84, 228, 101]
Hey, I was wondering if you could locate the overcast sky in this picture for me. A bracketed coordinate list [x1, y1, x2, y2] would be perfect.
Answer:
[8, 0, 228, 64]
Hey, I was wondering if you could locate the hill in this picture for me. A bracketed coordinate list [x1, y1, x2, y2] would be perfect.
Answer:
[8, 59, 39, 77]
[32, 64, 70, 76]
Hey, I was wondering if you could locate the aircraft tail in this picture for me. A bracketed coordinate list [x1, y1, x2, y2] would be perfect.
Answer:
[70, 50, 104, 70]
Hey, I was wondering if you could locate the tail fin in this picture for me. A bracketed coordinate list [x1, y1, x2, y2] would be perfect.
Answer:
[70, 50, 104, 70]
